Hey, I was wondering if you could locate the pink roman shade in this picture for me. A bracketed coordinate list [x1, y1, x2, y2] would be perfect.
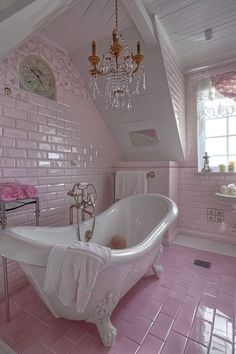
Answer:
[211, 71, 236, 100]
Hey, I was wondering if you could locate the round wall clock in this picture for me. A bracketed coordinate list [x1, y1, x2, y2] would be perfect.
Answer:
[19, 55, 56, 100]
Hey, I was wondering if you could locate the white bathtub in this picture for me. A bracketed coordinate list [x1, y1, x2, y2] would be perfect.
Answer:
[0, 194, 178, 346]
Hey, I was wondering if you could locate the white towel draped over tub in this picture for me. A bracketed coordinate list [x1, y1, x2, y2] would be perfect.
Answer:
[44, 241, 111, 313]
[115, 171, 148, 200]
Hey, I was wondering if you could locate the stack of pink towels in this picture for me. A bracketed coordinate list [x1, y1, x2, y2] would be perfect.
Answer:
[0, 182, 38, 201]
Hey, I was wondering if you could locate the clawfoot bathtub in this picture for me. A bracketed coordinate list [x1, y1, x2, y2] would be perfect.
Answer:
[0, 194, 178, 346]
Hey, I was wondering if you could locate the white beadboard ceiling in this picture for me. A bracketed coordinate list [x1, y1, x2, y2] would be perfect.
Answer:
[42, 0, 236, 71]
[143, 0, 236, 71]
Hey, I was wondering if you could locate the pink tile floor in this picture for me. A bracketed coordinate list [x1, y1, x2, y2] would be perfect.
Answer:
[0, 244, 235, 354]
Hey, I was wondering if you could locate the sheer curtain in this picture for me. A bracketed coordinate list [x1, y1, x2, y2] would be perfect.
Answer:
[197, 72, 236, 172]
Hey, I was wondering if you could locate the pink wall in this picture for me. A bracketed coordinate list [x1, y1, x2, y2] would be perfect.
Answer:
[178, 65, 236, 243]
[0, 34, 122, 297]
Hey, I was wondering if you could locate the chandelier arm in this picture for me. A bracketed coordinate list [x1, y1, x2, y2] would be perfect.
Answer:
[89, 63, 102, 76]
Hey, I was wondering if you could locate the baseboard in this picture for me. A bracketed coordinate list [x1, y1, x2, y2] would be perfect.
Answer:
[178, 228, 236, 245]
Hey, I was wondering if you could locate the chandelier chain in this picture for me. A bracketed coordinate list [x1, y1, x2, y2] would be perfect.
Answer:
[115, 0, 118, 32]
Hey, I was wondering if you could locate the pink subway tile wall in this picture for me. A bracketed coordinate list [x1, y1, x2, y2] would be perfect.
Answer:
[178, 167, 236, 237]
[0, 244, 235, 354]
[0, 35, 122, 297]
[178, 68, 236, 240]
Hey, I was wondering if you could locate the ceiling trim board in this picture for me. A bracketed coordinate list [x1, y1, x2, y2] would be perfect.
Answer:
[121, 0, 157, 48]
[0, 0, 78, 60]
[185, 57, 236, 74]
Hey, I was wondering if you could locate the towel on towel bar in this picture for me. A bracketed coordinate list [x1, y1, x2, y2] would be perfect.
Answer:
[115, 171, 148, 199]
[44, 241, 111, 313]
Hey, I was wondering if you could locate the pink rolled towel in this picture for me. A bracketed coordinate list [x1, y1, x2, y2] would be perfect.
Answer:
[10, 184, 27, 199]
[0, 182, 38, 200]
[22, 185, 38, 198]
[2, 183, 27, 200]
[0, 186, 15, 201]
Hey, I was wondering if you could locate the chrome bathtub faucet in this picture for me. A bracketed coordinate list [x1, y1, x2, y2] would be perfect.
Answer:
[67, 183, 97, 241]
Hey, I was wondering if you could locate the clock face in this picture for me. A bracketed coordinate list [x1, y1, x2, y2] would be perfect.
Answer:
[20, 55, 56, 100]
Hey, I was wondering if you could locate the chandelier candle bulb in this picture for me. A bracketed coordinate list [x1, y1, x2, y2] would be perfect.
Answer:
[92, 41, 96, 55]
[137, 41, 140, 55]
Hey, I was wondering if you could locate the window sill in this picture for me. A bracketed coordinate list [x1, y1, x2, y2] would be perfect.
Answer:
[196, 171, 236, 176]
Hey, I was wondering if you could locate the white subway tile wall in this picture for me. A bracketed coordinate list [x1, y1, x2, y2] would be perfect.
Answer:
[158, 28, 186, 156]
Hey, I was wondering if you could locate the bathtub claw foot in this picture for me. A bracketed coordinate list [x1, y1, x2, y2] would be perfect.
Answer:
[96, 317, 117, 347]
[152, 264, 164, 278]
[152, 245, 164, 278]
[87, 292, 119, 347]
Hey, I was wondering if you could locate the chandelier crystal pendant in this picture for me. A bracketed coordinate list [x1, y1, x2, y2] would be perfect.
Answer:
[88, 0, 146, 110]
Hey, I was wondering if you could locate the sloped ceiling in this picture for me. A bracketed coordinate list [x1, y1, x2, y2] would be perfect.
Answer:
[0, 0, 79, 60]
[71, 26, 184, 161]
[41, 0, 185, 162]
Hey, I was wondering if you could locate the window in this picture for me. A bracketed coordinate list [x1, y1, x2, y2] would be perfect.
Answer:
[197, 75, 236, 172]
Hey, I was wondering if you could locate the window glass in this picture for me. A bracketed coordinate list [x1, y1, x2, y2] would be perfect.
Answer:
[205, 137, 227, 156]
[229, 136, 236, 155]
[205, 118, 226, 137]
[210, 156, 228, 167]
[228, 116, 236, 135]
[197, 81, 236, 172]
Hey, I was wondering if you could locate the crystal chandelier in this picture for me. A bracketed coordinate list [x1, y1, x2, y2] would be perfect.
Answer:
[88, 0, 145, 110]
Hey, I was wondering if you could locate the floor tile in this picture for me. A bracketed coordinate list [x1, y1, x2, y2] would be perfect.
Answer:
[126, 315, 152, 344]
[139, 299, 162, 320]
[113, 337, 139, 354]
[184, 339, 208, 354]
[0, 244, 235, 354]
[151, 286, 171, 303]
[23, 340, 54, 354]
[172, 303, 196, 337]
[189, 317, 212, 347]
[213, 314, 233, 342]
[209, 335, 233, 354]
[150, 313, 173, 341]
[67, 334, 99, 354]
[161, 331, 187, 354]
[160, 297, 181, 318]
[137, 334, 163, 354]
[51, 337, 75, 354]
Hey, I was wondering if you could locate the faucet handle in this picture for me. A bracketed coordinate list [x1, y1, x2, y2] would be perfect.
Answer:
[88, 193, 95, 206]
[68, 190, 76, 197]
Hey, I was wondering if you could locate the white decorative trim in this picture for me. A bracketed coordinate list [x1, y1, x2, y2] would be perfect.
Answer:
[87, 292, 119, 347]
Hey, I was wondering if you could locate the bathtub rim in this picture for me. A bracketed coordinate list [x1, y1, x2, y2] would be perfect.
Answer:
[0, 194, 178, 266]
